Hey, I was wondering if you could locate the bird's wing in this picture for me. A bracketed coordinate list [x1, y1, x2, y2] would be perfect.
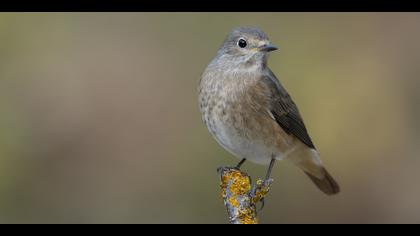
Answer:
[260, 69, 316, 149]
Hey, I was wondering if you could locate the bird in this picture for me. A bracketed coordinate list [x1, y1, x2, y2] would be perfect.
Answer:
[198, 27, 340, 195]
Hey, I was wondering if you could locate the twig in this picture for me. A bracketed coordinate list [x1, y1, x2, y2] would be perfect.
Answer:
[218, 167, 273, 224]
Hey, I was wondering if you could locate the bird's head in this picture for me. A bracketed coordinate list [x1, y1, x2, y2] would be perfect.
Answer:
[216, 27, 278, 69]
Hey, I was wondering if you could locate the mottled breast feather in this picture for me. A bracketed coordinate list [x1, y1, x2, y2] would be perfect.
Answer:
[260, 70, 316, 149]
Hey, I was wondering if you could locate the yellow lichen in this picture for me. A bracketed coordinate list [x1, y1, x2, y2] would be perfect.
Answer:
[237, 207, 257, 224]
[251, 179, 272, 204]
[219, 167, 272, 224]
[229, 172, 251, 195]
[228, 196, 240, 208]
[239, 215, 258, 224]
[220, 174, 230, 199]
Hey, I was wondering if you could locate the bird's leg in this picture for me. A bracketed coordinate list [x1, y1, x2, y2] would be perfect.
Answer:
[265, 158, 276, 181]
[257, 158, 276, 212]
[217, 158, 246, 174]
[235, 158, 247, 170]
[258, 198, 265, 213]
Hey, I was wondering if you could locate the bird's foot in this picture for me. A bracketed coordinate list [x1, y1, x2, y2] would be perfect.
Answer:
[250, 178, 273, 214]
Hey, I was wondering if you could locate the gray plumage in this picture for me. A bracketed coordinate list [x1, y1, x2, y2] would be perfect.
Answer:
[199, 27, 339, 195]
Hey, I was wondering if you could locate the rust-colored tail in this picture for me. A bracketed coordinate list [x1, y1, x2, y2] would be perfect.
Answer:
[305, 168, 340, 195]
[289, 146, 340, 195]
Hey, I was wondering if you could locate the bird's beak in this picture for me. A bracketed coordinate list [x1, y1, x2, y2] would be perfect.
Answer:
[259, 44, 278, 52]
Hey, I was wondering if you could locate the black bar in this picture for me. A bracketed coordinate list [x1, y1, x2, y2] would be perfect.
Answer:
[1, 0, 419, 12]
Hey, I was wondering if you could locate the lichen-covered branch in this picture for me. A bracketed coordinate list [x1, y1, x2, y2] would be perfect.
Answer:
[218, 167, 273, 224]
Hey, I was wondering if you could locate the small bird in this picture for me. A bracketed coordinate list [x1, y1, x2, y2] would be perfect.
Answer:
[199, 27, 340, 195]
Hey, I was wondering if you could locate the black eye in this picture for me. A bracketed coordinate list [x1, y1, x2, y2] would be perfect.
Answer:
[238, 38, 247, 48]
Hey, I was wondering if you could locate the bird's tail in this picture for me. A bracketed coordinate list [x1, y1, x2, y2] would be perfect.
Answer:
[290, 148, 340, 195]
[304, 167, 340, 195]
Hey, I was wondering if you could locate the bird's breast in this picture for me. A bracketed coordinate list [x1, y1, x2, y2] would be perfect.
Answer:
[199, 68, 296, 164]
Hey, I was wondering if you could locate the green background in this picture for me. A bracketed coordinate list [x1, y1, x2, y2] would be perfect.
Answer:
[0, 13, 419, 223]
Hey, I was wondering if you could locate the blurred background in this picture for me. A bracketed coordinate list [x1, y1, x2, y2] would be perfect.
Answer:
[0, 13, 419, 223]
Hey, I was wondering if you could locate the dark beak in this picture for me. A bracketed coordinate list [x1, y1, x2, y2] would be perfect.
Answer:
[259, 44, 278, 52]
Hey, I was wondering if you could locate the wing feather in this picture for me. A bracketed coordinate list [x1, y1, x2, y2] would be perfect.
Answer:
[262, 70, 316, 149]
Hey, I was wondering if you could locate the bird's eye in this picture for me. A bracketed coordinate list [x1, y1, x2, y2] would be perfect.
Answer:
[238, 38, 247, 48]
